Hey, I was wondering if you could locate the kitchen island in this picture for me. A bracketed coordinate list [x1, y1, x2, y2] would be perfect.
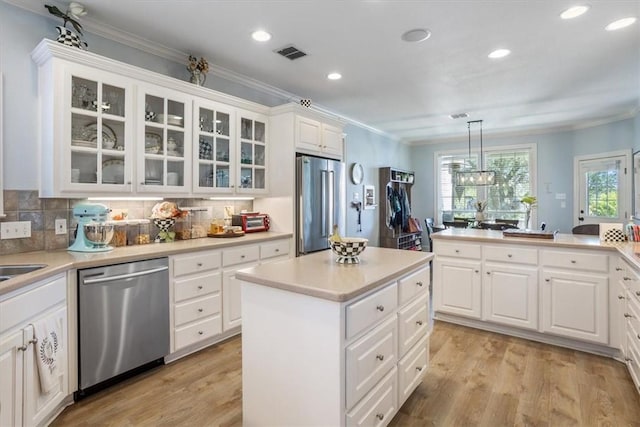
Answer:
[236, 247, 433, 426]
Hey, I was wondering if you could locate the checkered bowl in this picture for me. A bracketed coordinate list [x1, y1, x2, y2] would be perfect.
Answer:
[329, 238, 368, 264]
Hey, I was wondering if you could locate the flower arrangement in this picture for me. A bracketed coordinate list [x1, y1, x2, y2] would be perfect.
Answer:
[187, 55, 209, 85]
[474, 200, 487, 212]
[520, 195, 537, 229]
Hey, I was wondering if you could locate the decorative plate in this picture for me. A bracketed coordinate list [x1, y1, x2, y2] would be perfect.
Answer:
[81, 123, 117, 147]
[102, 159, 124, 184]
[199, 139, 212, 160]
[145, 132, 162, 154]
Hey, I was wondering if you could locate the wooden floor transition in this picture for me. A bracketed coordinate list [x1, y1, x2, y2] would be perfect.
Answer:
[52, 321, 640, 426]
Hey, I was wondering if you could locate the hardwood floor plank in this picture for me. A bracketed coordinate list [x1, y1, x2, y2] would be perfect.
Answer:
[52, 322, 640, 427]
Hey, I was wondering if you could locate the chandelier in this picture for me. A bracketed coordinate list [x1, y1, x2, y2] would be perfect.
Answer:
[454, 120, 496, 186]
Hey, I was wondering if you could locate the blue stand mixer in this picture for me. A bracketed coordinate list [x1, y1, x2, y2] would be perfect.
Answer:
[68, 203, 114, 252]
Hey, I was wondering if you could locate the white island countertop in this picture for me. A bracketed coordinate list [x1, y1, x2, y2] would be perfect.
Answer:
[236, 246, 433, 302]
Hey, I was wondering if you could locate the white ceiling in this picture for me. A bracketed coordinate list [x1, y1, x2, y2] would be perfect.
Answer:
[11, 0, 640, 142]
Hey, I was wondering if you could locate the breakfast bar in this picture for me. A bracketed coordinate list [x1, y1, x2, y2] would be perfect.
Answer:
[236, 247, 433, 426]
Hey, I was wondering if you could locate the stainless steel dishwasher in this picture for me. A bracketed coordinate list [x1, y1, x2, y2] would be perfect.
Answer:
[76, 257, 169, 399]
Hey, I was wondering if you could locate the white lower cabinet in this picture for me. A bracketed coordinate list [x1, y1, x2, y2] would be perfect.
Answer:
[346, 367, 398, 427]
[222, 265, 256, 331]
[434, 257, 482, 319]
[483, 263, 538, 330]
[0, 275, 68, 427]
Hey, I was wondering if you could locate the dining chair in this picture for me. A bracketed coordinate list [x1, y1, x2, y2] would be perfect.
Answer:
[495, 218, 519, 227]
[572, 224, 599, 235]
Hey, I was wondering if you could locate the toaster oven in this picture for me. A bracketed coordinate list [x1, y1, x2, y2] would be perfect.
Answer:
[232, 213, 270, 232]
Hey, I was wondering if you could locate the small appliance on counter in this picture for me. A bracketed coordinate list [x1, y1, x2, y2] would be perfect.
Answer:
[231, 212, 270, 233]
[68, 203, 114, 252]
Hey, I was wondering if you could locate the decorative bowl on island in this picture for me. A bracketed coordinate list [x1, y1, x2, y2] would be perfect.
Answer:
[329, 237, 368, 264]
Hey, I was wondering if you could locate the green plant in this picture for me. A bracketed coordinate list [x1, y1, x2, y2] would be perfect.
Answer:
[44, 4, 84, 35]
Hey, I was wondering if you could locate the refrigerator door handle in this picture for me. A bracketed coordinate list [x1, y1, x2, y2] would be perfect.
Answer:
[321, 169, 328, 237]
[328, 170, 335, 237]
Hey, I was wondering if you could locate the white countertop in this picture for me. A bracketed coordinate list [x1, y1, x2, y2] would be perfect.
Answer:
[0, 232, 292, 296]
[236, 247, 434, 302]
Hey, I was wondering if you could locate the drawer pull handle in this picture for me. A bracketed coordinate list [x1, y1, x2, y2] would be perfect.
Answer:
[198, 308, 203, 313]
[416, 366, 423, 372]
[545, 278, 550, 282]
[474, 270, 479, 273]
[636, 291, 640, 296]
[28, 337, 38, 345]
[570, 260, 576, 264]
[376, 305, 385, 312]
[198, 285, 203, 290]
[416, 281, 423, 287]
[619, 295, 626, 300]
[455, 249, 460, 253]
[507, 254, 513, 258]
[416, 320, 424, 326]
[198, 331, 204, 335]
[616, 267, 624, 271]
[486, 271, 491, 275]
[626, 357, 633, 363]
[624, 277, 632, 281]
[275, 249, 280, 252]
[197, 262, 203, 267]
[625, 313, 634, 318]
[376, 414, 384, 421]
[376, 354, 384, 361]
[241, 255, 246, 259]
[637, 334, 640, 341]
[17, 344, 27, 352]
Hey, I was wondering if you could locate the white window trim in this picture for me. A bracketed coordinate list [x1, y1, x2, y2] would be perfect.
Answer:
[434, 143, 537, 225]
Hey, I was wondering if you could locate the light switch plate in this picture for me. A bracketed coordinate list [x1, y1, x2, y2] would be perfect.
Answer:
[1, 221, 32, 239]
[55, 218, 67, 235]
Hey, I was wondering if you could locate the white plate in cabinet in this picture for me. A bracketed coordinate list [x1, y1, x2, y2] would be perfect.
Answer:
[260, 240, 290, 260]
[172, 251, 221, 277]
[540, 250, 608, 273]
[398, 267, 429, 306]
[346, 283, 398, 340]
[223, 245, 259, 267]
[346, 367, 398, 427]
[484, 245, 537, 265]
[174, 272, 221, 303]
[398, 335, 428, 406]
[174, 294, 221, 327]
[435, 241, 481, 259]
[397, 292, 429, 357]
[174, 316, 221, 350]
[346, 316, 397, 410]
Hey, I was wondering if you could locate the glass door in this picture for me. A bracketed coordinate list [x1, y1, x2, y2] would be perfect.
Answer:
[193, 100, 234, 193]
[237, 111, 267, 193]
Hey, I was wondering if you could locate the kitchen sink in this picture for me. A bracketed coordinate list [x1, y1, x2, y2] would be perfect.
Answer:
[0, 264, 47, 281]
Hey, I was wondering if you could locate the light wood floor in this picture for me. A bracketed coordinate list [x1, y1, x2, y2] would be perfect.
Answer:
[52, 321, 640, 426]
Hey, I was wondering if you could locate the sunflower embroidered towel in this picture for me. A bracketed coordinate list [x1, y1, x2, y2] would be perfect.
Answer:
[33, 317, 62, 393]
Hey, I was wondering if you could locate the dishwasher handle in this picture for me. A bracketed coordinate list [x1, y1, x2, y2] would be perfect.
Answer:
[82, 265, 168, 285]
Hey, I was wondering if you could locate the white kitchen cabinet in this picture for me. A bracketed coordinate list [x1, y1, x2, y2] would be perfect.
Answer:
[0, 274, 68, 427]
[295, 116, 344, 158]
[483, 263, 538, 330]
[236, 110, 268, 194]
[222, 245, 260, 331]
[434, 256, 482, 319]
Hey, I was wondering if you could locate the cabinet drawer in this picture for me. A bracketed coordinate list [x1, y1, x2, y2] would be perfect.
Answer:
[540, 249, 608, 272]
[398, 293, 429, 357]
[346, 367, 397, 427]
[174, 316, 222, 350]
[0, 275, 66, 334]
[484, 245, 537, 265]
[622, 264, 640, 300]
[174, 294, 221, 327]
[260, 240, 290, 260]
[172, 251, 221, 277]
[223, 245, 260, 267]
[346, 282, 398, 340]
[626, 329, 640, 391]
[398, 335, 428, 405]
[174, 272, 221, 303]
[627, 291, 640, 340]
[435, 241, 481, 259]
[398, 267, 429, 306]
[346, 316, 397, 410]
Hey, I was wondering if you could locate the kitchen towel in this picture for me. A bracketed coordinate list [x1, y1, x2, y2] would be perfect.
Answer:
[33, 317, 62, 394]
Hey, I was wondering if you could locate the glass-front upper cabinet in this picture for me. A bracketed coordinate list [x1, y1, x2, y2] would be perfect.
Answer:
[193, 100, 235, 193]
[237, 110, 268, 193]
[137, 85, 192, 193]
[67, 68, 133, 192]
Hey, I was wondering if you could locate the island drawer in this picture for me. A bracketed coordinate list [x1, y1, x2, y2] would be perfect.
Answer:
[398, 335, 428, 405]
[398, 292, 429, 357]
[622, 262, 640, 299]
[346, 316, 397, 409]
[626, 328, 640, 391]
[484, 245, 537, 265]
[223, 245, 260, 267]
[540, 249, 608, 272]
[398, 267, 429, 305]
[346, 367, 397, 427]
[346, 282, 398, 339]
[174, 294, 221, 327]
[434, 241, 481, 259]
[172, 250, 221, 277]
[260, 239, 290, 260]
[174, 272, 221, 303]
[174, 315, 222, 350]
[626, 290, 640, 339]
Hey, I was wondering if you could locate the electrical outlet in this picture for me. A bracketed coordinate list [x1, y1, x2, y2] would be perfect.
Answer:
[1, 221, 32, 239]
[55, 218, 67, 235]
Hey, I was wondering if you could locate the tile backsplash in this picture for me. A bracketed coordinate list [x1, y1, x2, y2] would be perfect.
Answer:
[0, 190, 253, 256]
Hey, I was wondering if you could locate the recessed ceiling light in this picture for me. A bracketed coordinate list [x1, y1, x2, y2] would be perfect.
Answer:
[401, 28, 432, 43]
[251, 30, 272, 42]
[327, 72, 342, 80]
[560, 5, 590, 20]
[605, 17, 637, 31]
[488, 48, 511, 59]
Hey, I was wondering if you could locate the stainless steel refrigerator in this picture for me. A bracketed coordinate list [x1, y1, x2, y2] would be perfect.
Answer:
[296, 155, 346, 255]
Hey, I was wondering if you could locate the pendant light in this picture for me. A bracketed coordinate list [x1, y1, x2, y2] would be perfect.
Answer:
[454, 120, 496, 186]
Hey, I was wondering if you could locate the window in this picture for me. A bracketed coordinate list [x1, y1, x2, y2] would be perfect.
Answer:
[435, 144, 536, 226]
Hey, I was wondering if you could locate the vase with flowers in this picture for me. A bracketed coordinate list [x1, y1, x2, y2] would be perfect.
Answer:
[150, 201, 188, 242]
[187, 55, 209, 86]
[474, 200, 487, 221]
[520, 195, 537, 229]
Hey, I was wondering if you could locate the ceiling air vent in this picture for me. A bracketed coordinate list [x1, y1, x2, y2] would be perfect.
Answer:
[449, 112, 469, 119]
[276, 45, 307, 60]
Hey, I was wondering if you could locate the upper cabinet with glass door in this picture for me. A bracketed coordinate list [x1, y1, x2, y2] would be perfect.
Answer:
[137, 85, 192, 193]
[237, 111, 268, 194]
[193, 99, 235, 194]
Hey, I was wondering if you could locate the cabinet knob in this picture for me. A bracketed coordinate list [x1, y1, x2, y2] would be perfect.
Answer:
[619, 295, 626, 300]
[127, 181, 132, 185]
[486, 271, 491, 275]
[416, 320, 423, 326]
[637, 334, 640, 341]
[416, 366, 423, 372]
[376, 414, 384, 421]
[28, 337, 38, 345]
[198, 331, 204, 335]
[507, 254, 513, 258]
[570, 260, 577, 264]
[624, 277, 632, 281]
[416, 281, 423, 287]
[545, 278, 550, 282]
[241, 255, 246, 259]
[198, 285, 203, 290]
[455, 249, 460, 253]
[376, 354, 384, 361]
[636, 291, 640, 296]
[616, 267, 624, 271]
[17, 344, 27, 352]
[197, 262, 203, 267]
[198, 308, 203, 313]
[626, 357, 633, 363]
[474, 270, 479, 273]
[140, 182, 145, 185]
[275, 249, 280, 252]
[625, 313, 634, 318]
[376, 305, 385, 312]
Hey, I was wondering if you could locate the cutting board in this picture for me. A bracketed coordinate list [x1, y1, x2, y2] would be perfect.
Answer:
[502, 229, 555, 239]
[208, 231, 245, 238]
